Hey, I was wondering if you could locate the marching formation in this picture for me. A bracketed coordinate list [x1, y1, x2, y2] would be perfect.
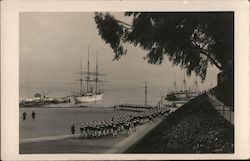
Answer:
[77, 108, 171, 139]
[114, 104, 159, 110]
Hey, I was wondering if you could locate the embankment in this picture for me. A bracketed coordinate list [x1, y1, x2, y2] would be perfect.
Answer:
[125, 94, 234, 153]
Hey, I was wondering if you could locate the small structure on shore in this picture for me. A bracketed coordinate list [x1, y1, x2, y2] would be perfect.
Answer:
[34, 93, 42, 98]
[19, 93, 70, 107]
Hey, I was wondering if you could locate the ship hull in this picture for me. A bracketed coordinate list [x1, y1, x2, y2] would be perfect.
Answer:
[74, 93, 104, 103]
[165, 92, 199, 101]
[165, 92, 199, 108]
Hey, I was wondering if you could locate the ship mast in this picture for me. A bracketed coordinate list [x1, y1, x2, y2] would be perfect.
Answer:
[143, 80, 148, 106]
[181, 73, 187, 91]
[95, 51, 98, 94]
[86, 46, 90, 93]
[174, 72, 177, 92]
[192, 78, 199, 93]
[183, 73, 187, 91]
[80, 56, 83, 95]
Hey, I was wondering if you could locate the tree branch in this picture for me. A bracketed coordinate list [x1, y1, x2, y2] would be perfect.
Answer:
[113, 18, 133, 30]
[192, 41, 223, 70]
[200, 49, 223, 70]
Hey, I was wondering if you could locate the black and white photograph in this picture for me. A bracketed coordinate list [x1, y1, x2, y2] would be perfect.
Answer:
[1, 0, 249, 160]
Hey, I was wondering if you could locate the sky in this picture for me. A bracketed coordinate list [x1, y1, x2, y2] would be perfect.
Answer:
[19, 12, 220, 96]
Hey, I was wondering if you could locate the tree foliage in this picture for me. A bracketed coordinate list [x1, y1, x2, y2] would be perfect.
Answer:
[95, 12, 233, 81]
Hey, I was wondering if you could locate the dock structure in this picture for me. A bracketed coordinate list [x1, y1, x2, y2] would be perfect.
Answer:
[114, 104, 162, 111]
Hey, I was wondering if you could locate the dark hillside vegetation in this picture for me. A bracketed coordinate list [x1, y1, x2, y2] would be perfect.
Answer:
[125, 94, 234, 153]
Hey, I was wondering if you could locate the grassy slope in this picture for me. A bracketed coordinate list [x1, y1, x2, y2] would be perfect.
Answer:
[125, 94, 234, 153]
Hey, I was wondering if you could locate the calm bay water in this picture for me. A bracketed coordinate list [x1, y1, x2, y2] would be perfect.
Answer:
[20, 84, 166, 107]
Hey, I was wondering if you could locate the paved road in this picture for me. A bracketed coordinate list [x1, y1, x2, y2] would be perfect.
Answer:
[20, 134, 80, 143]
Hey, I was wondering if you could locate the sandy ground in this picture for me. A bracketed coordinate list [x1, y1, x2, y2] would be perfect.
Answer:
[20, 135, 125, 154]
[20, 106, 175, 154]
[20, 107, 133, 139]
[20, 117, 167, 154]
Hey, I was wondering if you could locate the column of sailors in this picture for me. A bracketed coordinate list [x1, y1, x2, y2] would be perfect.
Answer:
[115, 104, 159, 112]
[79, 108, 170, 139]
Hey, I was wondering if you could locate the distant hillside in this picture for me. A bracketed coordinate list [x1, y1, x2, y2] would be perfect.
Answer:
[125, 94, 234, 153]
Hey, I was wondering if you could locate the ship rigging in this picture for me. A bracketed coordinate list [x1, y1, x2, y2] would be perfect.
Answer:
[74, 47, 105, 103]
[165, 73, 200, 105]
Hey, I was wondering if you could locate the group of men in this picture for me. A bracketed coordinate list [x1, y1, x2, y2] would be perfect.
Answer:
[77, 108, 170, 139]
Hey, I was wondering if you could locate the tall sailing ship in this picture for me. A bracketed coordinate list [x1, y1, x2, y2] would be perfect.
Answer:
[165, 73, 199, 107]
[74, 48, 105, 103]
